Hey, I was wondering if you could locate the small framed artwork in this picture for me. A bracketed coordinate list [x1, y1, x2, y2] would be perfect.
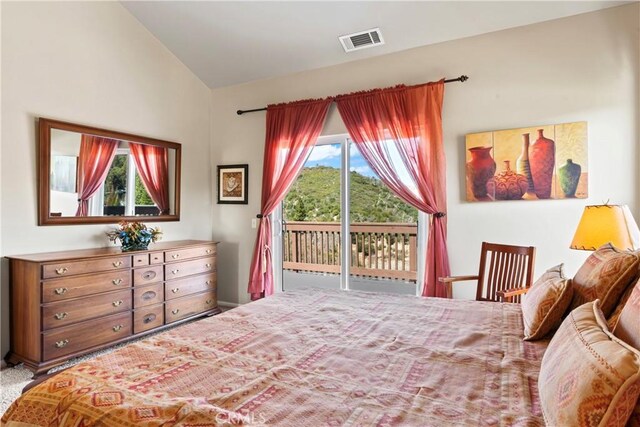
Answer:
[217, 164, 248, 204]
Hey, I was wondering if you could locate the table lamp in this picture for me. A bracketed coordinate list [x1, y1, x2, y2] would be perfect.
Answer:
[570, 204, 640, 251]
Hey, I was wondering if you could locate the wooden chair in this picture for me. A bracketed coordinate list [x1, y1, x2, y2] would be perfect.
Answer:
[440, 242, 536, 303]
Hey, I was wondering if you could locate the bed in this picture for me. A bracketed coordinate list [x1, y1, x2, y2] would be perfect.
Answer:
[1, 289, 547, 426]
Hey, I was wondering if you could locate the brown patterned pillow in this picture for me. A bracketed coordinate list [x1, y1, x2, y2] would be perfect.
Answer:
[521, 264, 572, 341]
[613, 279, 640, 351]
[539, 300, 640, 427]
[607, 278, 637, 331]
[571, 243, 640, 316]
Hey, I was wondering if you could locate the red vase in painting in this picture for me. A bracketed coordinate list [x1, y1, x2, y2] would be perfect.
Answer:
[467, 146, 496, 200]
[529, 129, 555, 199]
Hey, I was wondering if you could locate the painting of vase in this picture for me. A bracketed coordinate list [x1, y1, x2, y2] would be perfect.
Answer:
[466, 146, 496, 200]
[465, 121, 587, 202]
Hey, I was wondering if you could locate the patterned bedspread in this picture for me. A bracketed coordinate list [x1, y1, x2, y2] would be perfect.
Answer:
[2, 289, 548, 426]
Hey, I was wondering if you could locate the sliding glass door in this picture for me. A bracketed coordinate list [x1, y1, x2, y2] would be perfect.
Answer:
[277, 135, 422, 294]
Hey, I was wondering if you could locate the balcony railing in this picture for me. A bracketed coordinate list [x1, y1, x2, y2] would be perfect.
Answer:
[283, 221, 417, 282]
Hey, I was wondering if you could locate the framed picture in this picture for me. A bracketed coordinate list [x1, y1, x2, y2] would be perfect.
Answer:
[50, 155, 78, 193]
[465, 121, 588, 202]
[217, 164, 248, 204]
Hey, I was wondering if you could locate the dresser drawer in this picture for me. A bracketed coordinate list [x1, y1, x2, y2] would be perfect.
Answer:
[133, 254, 149, 267]
[165, 245, 216, 263]
[165, 257, 215, 280]
[42, 289, 131, 330]
[133, 283, 163, 308]
[133, 265, 163, 286]
[165, 291, 217, 324]
[43, 312, 131, 360]
[134, 303, 164, 334]
[42, 256, 131, 279]
[149, 252, 164, 265]
[165, 273, 216, 300]
[42, 270, 131, 303]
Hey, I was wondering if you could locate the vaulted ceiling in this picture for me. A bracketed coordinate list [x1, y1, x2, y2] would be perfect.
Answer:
[122, 1, 629, 88]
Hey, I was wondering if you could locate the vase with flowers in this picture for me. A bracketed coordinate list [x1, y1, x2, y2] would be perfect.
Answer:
[106, 221, 162, 252]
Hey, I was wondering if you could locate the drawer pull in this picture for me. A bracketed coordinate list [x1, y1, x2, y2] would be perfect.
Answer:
[171, 269, 180, 275]
[54, 312, 68, 320]
[112, 261, 123, 267]
[112, 324, 123, 332]
[171, 254, 180, 259]
[206, 280, 212, 285]
[112, 278, 123, 285]
[142, 271, 156, 280]
[206, 299, 212, 305]
[171, 288, 180, 293]
[112, 300, 123, 307]
[54, 287, 68, 295]
[55, 339, 69, 348]
[137, 259, 144, 263]
[206, 249, 213, 254]
[205, 263, 212, 268]
[55, 267, 68, 275]
[142, 291, 156, 300]
[171, 308, 180, 315]
[143, 313, 156, 324]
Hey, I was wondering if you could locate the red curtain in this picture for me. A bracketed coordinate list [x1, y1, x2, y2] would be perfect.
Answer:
[248, 99, 332, 300]
[130, 143, 170, 215]
[335, 81, 450, 298]
[75, 134, 119, 216]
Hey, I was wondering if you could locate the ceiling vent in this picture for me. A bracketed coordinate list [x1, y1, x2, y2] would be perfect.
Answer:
[339, 28, 384, 53]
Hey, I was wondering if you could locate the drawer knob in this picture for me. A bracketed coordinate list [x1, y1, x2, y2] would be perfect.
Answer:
[112, 278, 123, 285]
[206, 280, 212, 285]
[142, 291, 156, 300]
[54, 312, 68, 320]
[143, 313, 156, 324]
[205, 263, 211, 268]
[171, 254, 180, 259]
[171, 288, 180, 293]
[206, 249, 212, 254]
[137, 259, 144, 263]
[112, 324, 123, 332]
[54, 287, 68, 295]
[142, 271, 156, 280]
[112, 261, 123, 267]
[55, 339, 69, 348]
[171, 308, 180, 315]
[171, 269, 180, 275]
[55, 267, 68, 275]
[112, 300, 124, 307]
[206, 299, 212, 305]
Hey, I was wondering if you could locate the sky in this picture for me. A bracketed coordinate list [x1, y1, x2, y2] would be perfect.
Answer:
[304, 143, 377, 178]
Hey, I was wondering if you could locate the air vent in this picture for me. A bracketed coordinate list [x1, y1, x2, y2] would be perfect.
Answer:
[339, 28, 384, 53]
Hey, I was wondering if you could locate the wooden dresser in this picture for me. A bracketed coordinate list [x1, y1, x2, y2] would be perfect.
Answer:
[5, 240, 220, 375]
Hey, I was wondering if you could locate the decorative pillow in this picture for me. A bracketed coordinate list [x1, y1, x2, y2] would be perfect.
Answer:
[607, 278, 637, 331]
[539, 300, 640, 427]
[613, 279, 640, 351]
[521, 264, 573, 341]
[571, 243, 640, 316]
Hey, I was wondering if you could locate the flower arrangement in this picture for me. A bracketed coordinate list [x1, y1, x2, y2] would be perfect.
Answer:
[106, 221, 162, 252]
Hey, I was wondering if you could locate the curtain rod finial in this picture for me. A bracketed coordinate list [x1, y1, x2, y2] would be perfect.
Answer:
[236, 110, 244, 115]
[460, 75, 469, 82]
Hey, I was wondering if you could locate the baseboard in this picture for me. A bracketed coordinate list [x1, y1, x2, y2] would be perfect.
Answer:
[218, 300, 240, 308]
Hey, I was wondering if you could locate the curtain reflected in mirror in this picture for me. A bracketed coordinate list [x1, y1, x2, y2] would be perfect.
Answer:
[41, 118, 180, 225]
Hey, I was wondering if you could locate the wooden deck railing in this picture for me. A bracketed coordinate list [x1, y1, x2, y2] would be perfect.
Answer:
[283, 221, 417, 281]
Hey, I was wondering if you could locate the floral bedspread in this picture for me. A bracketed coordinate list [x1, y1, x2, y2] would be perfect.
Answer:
[2, 289, 547, 426]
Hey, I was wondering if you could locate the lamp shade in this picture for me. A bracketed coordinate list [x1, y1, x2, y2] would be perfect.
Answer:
[570, 204, 640, 251]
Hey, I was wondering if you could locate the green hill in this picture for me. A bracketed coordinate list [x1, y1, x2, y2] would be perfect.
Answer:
[283, 166, 418, 223]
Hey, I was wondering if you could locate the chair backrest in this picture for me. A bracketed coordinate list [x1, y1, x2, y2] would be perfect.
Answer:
[476, 242, 536, 303]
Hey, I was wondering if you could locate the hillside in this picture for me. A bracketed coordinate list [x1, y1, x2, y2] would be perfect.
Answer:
[284, 166, 418, 223]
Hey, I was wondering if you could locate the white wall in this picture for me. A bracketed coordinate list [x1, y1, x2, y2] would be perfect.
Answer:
[1, 2, 212, 357]
[211, 4, 640, 305]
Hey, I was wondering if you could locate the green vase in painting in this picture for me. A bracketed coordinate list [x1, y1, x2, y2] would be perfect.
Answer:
[558, 159, 581, 198]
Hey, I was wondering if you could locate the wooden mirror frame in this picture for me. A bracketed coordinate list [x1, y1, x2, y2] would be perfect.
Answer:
[38, 118, 181, 225]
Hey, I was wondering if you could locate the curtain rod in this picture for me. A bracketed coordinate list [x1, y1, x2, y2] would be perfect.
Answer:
[236, 75, 469, 115]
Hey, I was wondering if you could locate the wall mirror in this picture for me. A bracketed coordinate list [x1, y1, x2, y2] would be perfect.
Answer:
[38, 118, 181, 225]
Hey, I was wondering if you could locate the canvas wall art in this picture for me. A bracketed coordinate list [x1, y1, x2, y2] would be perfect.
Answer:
[465, 121, 587, 202]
